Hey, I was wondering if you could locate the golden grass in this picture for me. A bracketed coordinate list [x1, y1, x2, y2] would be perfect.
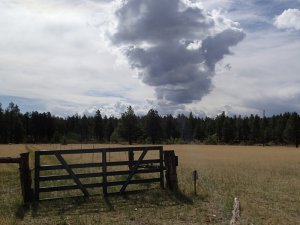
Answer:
[172, 145, 300, 224]
[1, 144, 300, 225]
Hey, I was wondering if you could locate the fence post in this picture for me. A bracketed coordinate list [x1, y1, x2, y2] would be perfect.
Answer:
[19, 153, 33, 203]
[34, 151, 40, 201]
[164, 150, 178, 191]
[159, 147, 164, 189]
[102, 149, 108, 196]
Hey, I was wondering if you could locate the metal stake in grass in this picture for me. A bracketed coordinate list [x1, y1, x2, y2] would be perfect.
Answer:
[192, 170, 198, 195]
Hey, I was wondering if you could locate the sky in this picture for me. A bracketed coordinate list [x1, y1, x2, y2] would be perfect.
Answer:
[0, 0, 300, 117]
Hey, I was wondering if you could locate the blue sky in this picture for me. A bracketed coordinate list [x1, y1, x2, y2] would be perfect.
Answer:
[0, 0, 299, 117]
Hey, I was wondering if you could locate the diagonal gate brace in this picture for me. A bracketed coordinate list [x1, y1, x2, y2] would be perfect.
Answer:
[55, 152, 90, 197]
[120, 149, 148, 194]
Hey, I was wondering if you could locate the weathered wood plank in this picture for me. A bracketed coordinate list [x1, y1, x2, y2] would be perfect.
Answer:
[120, 149, 148, 193]
[0, 157, 21, 163]
[38, 146, 162, 155]
[39, 159, 161, 171]
[40, 184, 88, 192]
[54, 152, 90, 197]
[39, 162, 102, 170]
[39, 172, 102, 181]
[109, 178, 161, 187]
[39, 178, 161, 193]
[39, 168, 162, 181]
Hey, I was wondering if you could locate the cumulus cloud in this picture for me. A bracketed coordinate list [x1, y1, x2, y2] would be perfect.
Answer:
[0, 0, 156, 116]
[274, 8, 300, 30]
[110, 0, 245, 106]
[197, 29, 300, 117]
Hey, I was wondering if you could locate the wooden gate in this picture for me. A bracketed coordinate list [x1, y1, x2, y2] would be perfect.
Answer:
[34, 146, 164, 201]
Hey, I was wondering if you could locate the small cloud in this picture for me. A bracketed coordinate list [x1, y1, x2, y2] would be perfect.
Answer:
[274, 9, 300, 31]
[224, 63, 231, 71]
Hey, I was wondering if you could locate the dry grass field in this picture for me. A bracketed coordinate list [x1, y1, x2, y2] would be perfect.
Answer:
[1, 144, 300, 225]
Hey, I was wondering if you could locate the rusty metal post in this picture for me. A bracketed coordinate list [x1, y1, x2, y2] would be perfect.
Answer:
[192, 170, 198, 195]
[164, 150, 178, 191]
[19, 153, 33, 203]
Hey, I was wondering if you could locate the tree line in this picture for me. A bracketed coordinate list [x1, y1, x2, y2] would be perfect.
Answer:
[0, 102, 299, 147]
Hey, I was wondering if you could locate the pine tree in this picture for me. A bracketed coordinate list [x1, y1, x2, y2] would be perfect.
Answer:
[234, 115, 243, 142]
[104, 116, 115, 142]
[216, 112, 226, 142]
[163, 114, 179, 140]
[249, 115, 261, 144]
[94, 110, 103, 142]
[283, 112, 299, 147]
[6, 102, 24, 143]
[119, 106, 139, 145]
[222, 117, 234, 143]
[146, 109, 162, 144]
[80, 115, 89, 143]
[193, 118, 205, 141]
[177, 114, 192, 141]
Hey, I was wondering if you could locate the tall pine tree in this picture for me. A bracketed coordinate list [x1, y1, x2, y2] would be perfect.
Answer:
[119, 106, 139, 145]
[94, 110, 104, 142]
[283, 112, 299, 147]
[146, 109, 162, 144]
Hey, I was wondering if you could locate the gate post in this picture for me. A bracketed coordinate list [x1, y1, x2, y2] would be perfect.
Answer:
[19, 153, 33, 203]
[164, 150, 178, 191]
[159, 147, 164, 189]
[102, 149, 108, 196]
[34, 151, 40, 201]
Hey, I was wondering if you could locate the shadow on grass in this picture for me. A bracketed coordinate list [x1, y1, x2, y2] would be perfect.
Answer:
[15, 203, 31, 219]
[196, 193, 210, 202]
[174, 191, 194, 204]
[166, 190, 194, 205]
[30, 195, 111, 218]
[22, 188, 206, 219]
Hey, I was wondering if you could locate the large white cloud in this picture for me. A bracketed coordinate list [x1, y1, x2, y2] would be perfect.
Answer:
[274, 8, 300, 30]
[194, 29, 300, 117]
[0, 0, 155, 116]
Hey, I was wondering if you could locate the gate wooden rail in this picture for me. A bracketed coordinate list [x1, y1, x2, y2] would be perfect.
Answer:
[34, 146, 164, 201]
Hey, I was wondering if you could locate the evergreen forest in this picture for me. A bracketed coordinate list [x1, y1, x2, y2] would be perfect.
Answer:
[0, 102, 299, 147]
